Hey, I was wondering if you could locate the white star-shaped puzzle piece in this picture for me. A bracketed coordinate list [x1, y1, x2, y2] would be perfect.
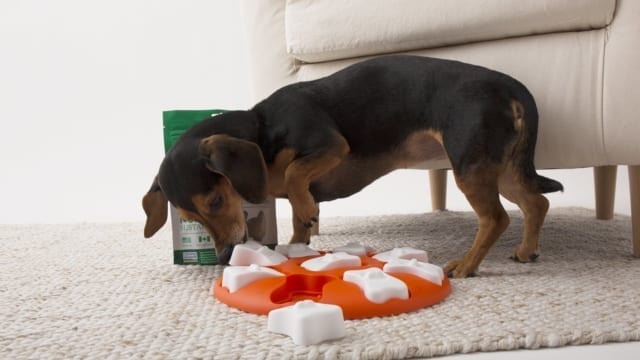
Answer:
[228, 240, 288, 266]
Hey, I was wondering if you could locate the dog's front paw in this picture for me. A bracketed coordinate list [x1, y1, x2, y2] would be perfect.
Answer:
[510, 245, 539, 263]
[299, 215, 318, 229]
[296, 203, 318, 229]
[292, 203, 319, 230]
[290, 231, 311, 244]
[443, 259, 478, 278]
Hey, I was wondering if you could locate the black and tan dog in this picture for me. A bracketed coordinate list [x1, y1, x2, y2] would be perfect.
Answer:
[142, 55, 562, 277]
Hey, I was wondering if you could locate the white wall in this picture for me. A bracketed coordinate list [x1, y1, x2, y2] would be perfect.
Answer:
[0, 1, 251, 224]
[0, 1, 632, 224]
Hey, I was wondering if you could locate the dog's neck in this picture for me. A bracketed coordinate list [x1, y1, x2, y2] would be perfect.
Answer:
[210, 110, 261, 143]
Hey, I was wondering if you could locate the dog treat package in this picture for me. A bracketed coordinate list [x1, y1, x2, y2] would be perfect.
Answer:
[163, 109, 278, 265]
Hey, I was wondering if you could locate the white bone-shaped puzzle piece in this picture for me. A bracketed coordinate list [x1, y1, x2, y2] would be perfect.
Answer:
[241, 240, 263, 250]
[274, 243, 320, 258]
[343, 267, 409, 303]
[383, 258, 445, 286]
[268, 300, 346, 346]
[373, 247, 429, 263]
[332, 242, 369, 256]
[221, 264, 285, 293]
[228, 241, 287, 266]
[300, 252, 361, 271]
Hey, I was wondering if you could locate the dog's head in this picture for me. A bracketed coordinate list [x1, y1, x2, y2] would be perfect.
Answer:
[142, 112, 268, 264]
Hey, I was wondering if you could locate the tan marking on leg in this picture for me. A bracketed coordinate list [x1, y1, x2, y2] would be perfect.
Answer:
[310, 203, 320, 235]
[291, 215, 312, 244]
[266, 148, 297, 197]
[499, 166, 549, 262]
[285, 134, 349, 243]
[444, 166, 510, 278]
[395, 129, 446, 167]
[511, 99, 525, 123]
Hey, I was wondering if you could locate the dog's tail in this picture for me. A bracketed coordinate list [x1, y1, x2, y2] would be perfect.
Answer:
[510, 92, 564, 194]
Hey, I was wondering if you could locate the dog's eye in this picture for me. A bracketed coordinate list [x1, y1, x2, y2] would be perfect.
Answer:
[209, 194, 223, 212]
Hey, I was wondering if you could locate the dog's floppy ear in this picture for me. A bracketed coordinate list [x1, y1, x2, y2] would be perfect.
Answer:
[199, 134, 268, 204]
[142, 176, 168, 238]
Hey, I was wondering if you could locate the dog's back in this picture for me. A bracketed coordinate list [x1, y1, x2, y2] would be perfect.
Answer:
[256, 56, 528, 157]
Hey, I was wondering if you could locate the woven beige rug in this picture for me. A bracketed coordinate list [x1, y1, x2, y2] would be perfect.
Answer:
[1, 207, 639, 359]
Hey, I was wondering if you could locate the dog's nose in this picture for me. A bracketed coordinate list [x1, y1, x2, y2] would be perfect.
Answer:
[217, 244, 235, 265]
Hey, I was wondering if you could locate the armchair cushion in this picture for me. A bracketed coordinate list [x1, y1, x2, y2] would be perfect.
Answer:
[285, 0, 615, 63]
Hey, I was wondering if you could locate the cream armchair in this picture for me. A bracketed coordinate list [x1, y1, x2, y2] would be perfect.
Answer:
[240, 0, 640, 256]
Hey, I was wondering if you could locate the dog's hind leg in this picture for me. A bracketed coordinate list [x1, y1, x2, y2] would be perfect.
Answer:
[498, 166, 550, 262]
[497, 99, 559, 262]
[444, 165, 511, 278]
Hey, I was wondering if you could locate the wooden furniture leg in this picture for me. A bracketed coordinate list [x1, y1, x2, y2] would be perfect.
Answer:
[594, 165, 617, 220]
[629, 165, 640, 257]
[429, 169, 447, 211]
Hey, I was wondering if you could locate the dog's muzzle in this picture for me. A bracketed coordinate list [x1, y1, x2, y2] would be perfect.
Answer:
[217, 244, 235, 265]
[217, 229, 248, 265]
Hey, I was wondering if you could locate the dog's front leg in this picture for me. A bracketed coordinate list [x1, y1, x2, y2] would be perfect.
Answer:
[291, 215, 313, 244]
[284, 134, 349, 243]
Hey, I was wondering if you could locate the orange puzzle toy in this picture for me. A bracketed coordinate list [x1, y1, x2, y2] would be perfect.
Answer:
[213, 242, 451, 320]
